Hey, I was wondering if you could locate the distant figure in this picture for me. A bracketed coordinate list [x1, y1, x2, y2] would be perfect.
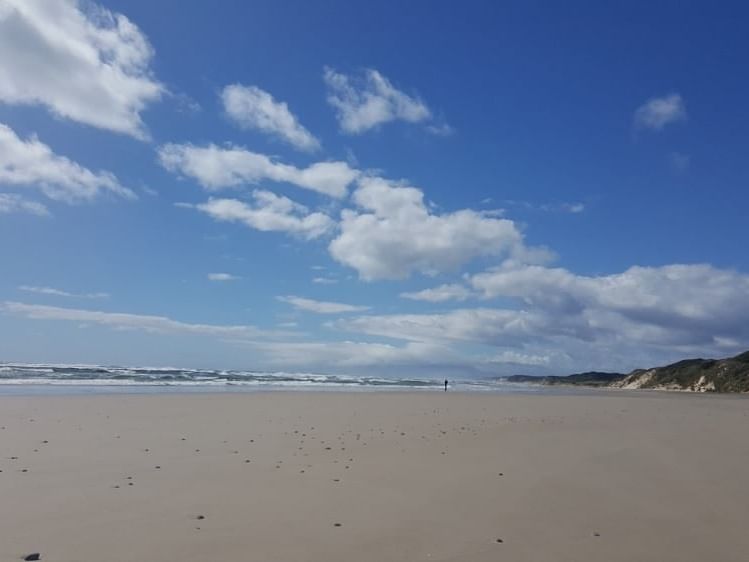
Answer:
[444, 379, 448, 392]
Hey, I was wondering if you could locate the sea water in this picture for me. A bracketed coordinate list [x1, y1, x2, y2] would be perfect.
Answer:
[0, 362, 564, 396]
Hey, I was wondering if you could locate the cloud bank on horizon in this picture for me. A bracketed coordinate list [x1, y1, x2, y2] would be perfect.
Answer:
[0, 0, 747, 376]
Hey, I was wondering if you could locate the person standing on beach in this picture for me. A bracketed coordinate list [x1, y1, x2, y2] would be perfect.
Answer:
[444, 379, 448, 392]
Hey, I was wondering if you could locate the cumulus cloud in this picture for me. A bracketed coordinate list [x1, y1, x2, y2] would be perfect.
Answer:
[207, 273, 239, 282]
[2, 301, 277, 340]
[277, 295, 370, 314]
[328, 176, 548, 280]
[19, 285, 108, 298]
[0, 193, 49, 216]
[158, 143, 358, 198]
[221, 84, 320, 152]
[400, 283, 473, 302]
[192, 191, 334, 240]
[324, 67, 434, 134]
[337, 263, 749, 364]
[634, 93, 686, 131]
[0, 0, 163, 139]
[0, 123, 134, 203]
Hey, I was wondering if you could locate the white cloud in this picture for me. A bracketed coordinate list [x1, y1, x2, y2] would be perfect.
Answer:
[0, 0, 162, 139]
[19, 285, 108, 298]
[503, 199, 585, 214]
[485, 351, 552, 367]
[401, 283, 473, 302]
[560, 202, 585, 213]
[207, 273, 239, 282]
[2, 301, 277, 339]
[329, 262, 749, 373]
[469, 263, 749, 334]
[345, 263, 749, 351]
[277, 295, 370, 314]
[324, 67, 433, 134]
[248, 339, 453, 369]
[328, 176, 548, 280]
[192, 191, 334, 240]
[0, 123, 134, 203]
[425, 123, 454, 137]
[221, 84, 320, 152]
[0, 193, 49, 216]
[634, 93, 686, 131]
[158, 142, 358, 198]
[312, 277, 338, 284]
[336, 308, 544, 345]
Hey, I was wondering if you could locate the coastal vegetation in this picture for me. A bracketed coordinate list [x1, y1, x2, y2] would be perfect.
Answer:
[506, 351, 749, 393]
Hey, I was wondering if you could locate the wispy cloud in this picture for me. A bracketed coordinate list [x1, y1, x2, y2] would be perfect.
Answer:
[0, 0, 163, 139]
[19, 286, 109, 299]
[324, 67, 438, 134]
[277, 295, 370, 314]
[190, 191, 334, 240]
[401, 284, 473, 302]
[158, 143, 358, 198]
[221, 84, 320, 152]
[0, 193, 49, 216]
[2, 302, 279, 340]
[207, 273, 239, 282]
[634, 93, 686, 131]
[502, 199, 585, 214]
[0, 123, 135, 203]
[312, 277, 338, 285]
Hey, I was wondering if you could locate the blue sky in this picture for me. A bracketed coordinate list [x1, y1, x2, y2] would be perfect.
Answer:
[1, 0, 748, 376]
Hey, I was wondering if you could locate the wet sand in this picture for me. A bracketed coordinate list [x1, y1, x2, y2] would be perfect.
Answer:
[1, 391, 748, 562]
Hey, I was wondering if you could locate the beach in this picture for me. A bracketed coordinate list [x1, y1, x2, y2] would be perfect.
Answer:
[1, 391, 748, 562]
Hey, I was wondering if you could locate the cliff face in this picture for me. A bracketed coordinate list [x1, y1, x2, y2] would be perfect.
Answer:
[610, 352, 749, 393]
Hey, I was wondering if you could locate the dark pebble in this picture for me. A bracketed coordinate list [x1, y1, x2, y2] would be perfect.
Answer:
[23, 554, 41, 561]
[196, 515, 205, 520]
[496, 539, 504, 543]
[333, 523, 342, 527]
[593, 532, 600, 537]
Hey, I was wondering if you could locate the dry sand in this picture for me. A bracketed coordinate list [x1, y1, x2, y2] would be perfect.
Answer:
[1, 391, 748, 562]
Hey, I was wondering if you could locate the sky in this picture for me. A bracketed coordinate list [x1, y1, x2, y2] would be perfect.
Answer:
[1, 0, 748, 377]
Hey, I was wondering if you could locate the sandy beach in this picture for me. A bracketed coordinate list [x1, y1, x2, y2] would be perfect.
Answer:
[1, 391, 748, 562]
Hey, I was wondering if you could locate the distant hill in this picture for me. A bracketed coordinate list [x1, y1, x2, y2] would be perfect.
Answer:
[506, 351, 749, 393]
[507, 371, 625, 387]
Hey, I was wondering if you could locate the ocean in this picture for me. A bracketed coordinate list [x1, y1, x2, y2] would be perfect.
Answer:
[0, 363, 545, 395]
